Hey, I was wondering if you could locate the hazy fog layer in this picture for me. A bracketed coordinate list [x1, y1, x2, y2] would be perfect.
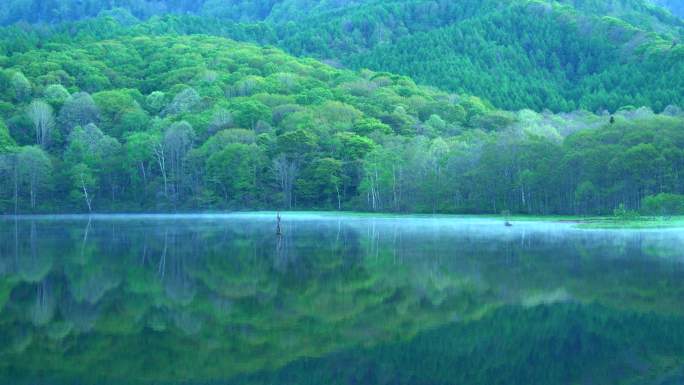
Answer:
[3, 212, 683, 260]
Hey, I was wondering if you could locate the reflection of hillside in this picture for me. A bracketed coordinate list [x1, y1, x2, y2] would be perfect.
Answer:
[235, 304, 684, 385]
[0, 216, 682, 383]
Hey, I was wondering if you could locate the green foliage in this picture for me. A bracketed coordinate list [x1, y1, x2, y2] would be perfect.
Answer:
[0, 23, 680, 214]
[58, 92, 100, 133]
[297, 157, 342, 207]
[235, 303, 684, 385]
[43, 84, 70, 107]
[1, 0, 682, 113]
[68, 162, 96, 208]
[230, 100, 271, 129]
[0, 120, 14, 152]
[278, 129, 318, 157]
[336, 131, 372, 153]
[162, 87, 200, 117]
[353, 117, 392, 136]
[642, 193, 684, 216]
[206, 143, 264, 206]
[612, 203, 640, 220]
[92, 88, 147, 137]
[3, 213, 684, 383]
[10, 72, 31, 103]
[16, 145, 52, 210]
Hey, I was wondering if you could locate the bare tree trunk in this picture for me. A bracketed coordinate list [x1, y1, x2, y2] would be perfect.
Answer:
[110, 174, 115, 203]
[368, 172, 379, 211]
[80, 173, 93, 212]
[80, 216, 92, 257]
[13, 156, 18, 215]
[392, 165, 397, 211]
[375, 168, 381, 210]
[14, 216, 18, 263]
[159, 229, 168, 279]
[335, 184, 341, 210]
[274, 155, 298, 209]
[139, 161, 147, 186]
[521, 184, 526, 207]
[153, 143, 168, 198]
[30, 175, 36, 210]
[28, 101, 54, 149]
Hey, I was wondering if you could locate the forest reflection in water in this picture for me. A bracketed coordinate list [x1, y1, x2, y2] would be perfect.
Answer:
[1, 213, 684, 384]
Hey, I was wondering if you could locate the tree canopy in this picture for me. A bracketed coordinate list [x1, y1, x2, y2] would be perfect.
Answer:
[0, 0, 682, 112]
[0, 2, 682, 215]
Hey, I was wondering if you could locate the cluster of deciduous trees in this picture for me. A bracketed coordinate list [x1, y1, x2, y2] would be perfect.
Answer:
[360, 113, 684, 215]
[0, 33, 682, 215]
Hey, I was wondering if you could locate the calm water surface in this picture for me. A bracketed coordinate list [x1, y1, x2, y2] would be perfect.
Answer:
[1, 213, 684, 384]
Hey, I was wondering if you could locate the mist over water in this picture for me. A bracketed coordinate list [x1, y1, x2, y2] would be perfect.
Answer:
[1, 213, 684, 384]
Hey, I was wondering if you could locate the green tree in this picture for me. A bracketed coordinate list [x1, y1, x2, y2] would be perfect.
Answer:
[277, 129, 317, 157]
[11, 72, 31, 102]
[0, 120, 15, 152]
[353, 117, 392, 136]
[297, 157, 343, 209]
[642, 193, 684, 216]
[206, 143, 262, 205]
[162, 88, 200, 116]
[43, 84, 70, 107]
[69, 162, 96, 212]
[65, 123, 121, 207]
[124, 131, 158, 201]
[230, 100, 271, 130]
[26, 100, 55, 148]
[58, 92, 100, 133]
[93, 89, 147, 137]
[17, 145, 51, 210]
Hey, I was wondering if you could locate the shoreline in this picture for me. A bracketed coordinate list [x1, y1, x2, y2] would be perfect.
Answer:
[1, 211, 683, 229]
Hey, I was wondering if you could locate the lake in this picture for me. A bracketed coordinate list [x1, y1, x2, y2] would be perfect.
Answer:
[1, 213, 684, 384]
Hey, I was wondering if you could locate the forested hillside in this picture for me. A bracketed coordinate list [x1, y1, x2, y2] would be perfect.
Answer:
[0, 31, 682, 215]
[1, 0, 682, 112]
[0, 0, 318, 25]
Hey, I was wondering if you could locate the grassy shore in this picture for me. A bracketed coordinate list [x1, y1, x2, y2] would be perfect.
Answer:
[277, 211, 684, 229]
[573, 216, 684, 229]
[4, 211, 684, 229]
[492, 214, 684, 229]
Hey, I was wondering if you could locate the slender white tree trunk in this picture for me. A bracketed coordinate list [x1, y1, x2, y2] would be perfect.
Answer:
[335, 184, 341, 210]
[80, 173, 93, 212]
[13, 157, 18, 215]
[392, 165, 397, 211]
[154, 143, 168, 198]
[30, 175, 36, 209]
[139, 161, 147, 186]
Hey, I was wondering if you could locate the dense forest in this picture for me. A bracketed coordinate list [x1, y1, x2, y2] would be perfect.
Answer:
[1, 0, 683, 112]
[2, 0, 683, 25]
[0, 1, 682, 216]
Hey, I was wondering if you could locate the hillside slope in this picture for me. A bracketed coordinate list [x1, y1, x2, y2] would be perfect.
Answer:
[0, 32, 683, 215]
[0, 0, 682, 112]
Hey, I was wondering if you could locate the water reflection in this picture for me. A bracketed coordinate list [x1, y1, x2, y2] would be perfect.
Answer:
[0, 214, 683, 384]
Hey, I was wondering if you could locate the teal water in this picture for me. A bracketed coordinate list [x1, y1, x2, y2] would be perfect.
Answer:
[1, 213, 684, 384]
